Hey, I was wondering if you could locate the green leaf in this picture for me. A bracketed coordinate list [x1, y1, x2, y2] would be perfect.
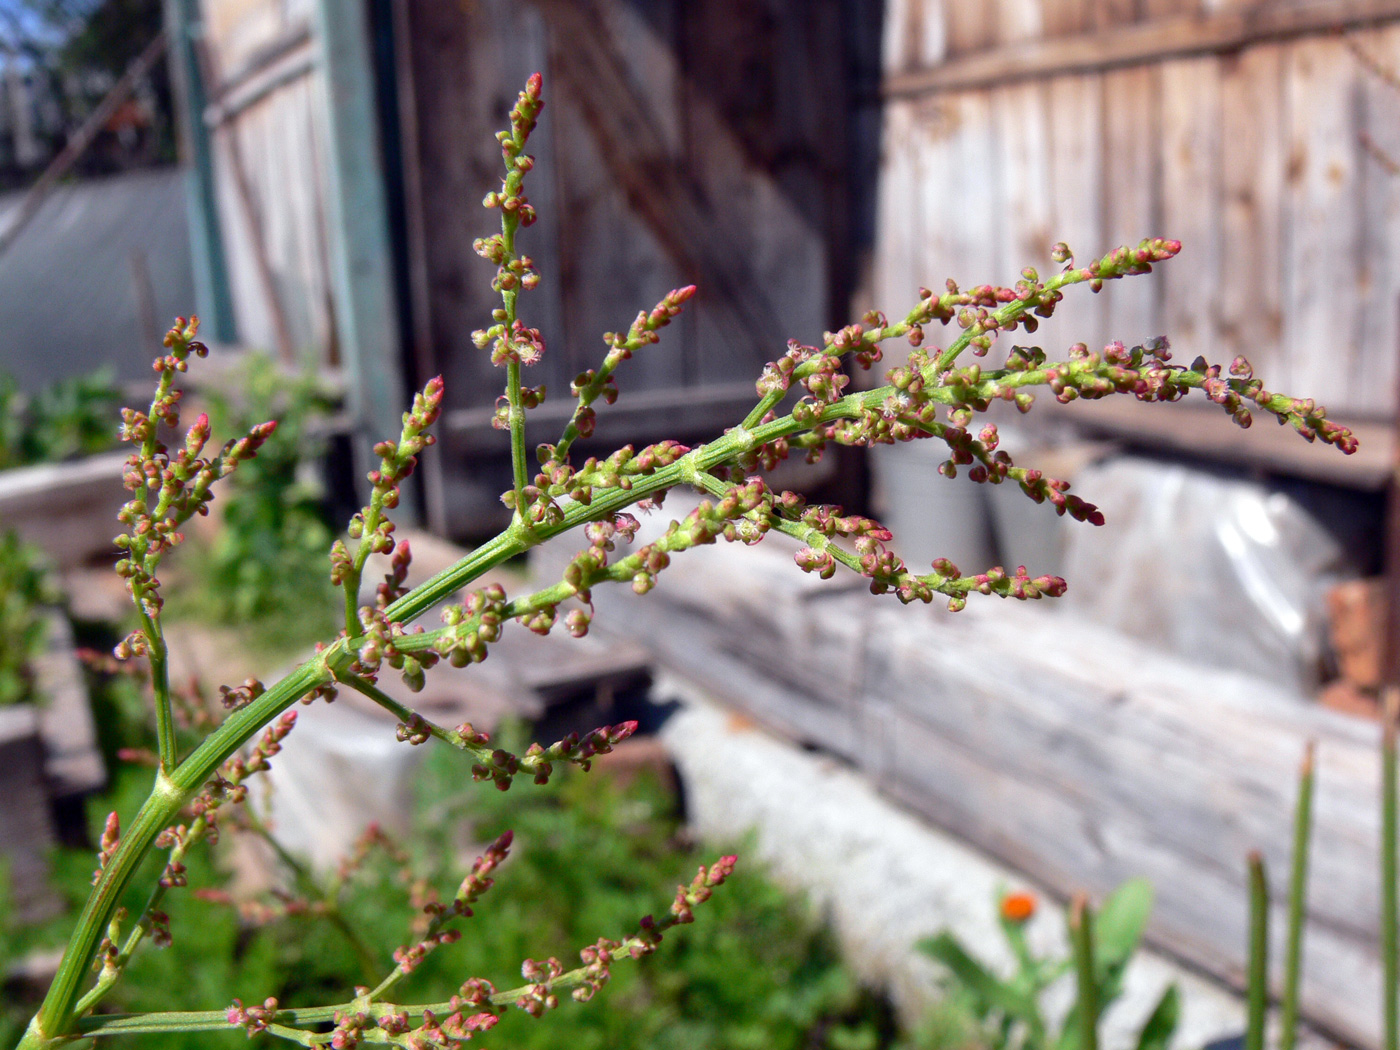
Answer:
[916, 933, 1043, 1023]
[1134, 984, 1180, 1050]
[1095, 878, 1154, 972]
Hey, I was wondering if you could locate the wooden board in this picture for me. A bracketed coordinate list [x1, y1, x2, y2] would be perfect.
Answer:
[576, 495, 1391, 1045]
[1284, 34, 1365, 414]
[1158, 54, 1221, 365]
[882, 0, 1400, 97]
[1219, 43, 1287, 385]
[1100, 65, 1162, 348]
[1356, 22, 1400, 406]
[1043, 71, 1106, 356]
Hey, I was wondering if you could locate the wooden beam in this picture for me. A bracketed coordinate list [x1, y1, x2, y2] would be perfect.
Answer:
[1049, 396, 1392, 490]
[314, 0, 411, 515]
[442, 381, 759, 454]
[883, 0, 1400, 97]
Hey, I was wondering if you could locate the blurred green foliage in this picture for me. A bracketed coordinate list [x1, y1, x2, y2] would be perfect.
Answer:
[179, 353, 340, 652]
[2, 734, 898, 1050]
[0, 531, 58, 707]
[0, 369, 122, 470]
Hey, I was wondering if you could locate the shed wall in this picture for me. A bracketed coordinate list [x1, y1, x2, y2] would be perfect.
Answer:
[876, 1, 1400, 420]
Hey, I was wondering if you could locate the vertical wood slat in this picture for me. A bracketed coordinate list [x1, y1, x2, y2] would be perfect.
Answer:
[1285, 33, 1365, 414]
[1044, 71, 1105, 355]
[1219, 44, 1286, 387]
[1100, 65, 1162, 348]
[945, 0, 995, 56]
[1357, 22, 1400, 405]
[993, 81, 1052, 277]
[872, 98, 925, 372]
[1158, 54, 1221, 365]
[883, 0, 947, 76]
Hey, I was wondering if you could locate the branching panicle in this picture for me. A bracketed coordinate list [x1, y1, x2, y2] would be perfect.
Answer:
[18, 73, 1360, 1050]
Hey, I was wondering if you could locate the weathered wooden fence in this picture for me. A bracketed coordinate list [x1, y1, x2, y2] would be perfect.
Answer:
[875, 0, 1400, 425]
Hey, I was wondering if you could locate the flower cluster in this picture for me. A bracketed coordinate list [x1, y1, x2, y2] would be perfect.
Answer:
[114, 319, 275, 626]
[27, 71, 1367, 1050]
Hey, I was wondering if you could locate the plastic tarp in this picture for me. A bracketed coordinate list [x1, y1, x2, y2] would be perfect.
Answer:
[1060, 457, 1347, 695]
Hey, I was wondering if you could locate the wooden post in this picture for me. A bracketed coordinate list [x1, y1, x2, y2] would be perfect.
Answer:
[314, 0, 412, 519]
[1386, 292, 1400, 689]
[163, 0, 236, 343]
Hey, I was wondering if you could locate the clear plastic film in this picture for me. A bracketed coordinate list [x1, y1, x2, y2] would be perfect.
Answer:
[1060, 457, 1347, 695]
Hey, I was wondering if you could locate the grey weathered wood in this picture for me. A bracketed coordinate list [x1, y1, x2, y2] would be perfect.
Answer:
[1046, 396, 1393, 489]
[1043, 71, 1106, 356]
[34, 610, 105, 800]
[1158, 54, 1221, 365]
[1219, 42, 1286, 386]
[0, 706, 60, 922]
[1357, 22, 1400, 408]
[883, 0, 1400, 97]
[573, 495, 1390, 1044]
[0, 453, 129, 568]
[1100, 65, 1162, 347]
[1285, 33, 1365, 416]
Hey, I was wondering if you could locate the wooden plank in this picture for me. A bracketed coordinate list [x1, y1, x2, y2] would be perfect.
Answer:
[1041, 0, 1092, 37]
[884, 0, 947, 74]
[532, 0, 789, 381]
[1048, 395, 1391, 489]
[314, 0, 410, 509]
[1091, 0, 1140, 32]
[441, 381, 759, 453]
[1100, 65, 1161, 347]
[993, 0, 1043, 46]
[882, 0, 1400, 97]
[912, 90, 1002, 325]
[1356, 22, 1400, 419]
[1042, 71, 1105, 356]
[870, 603, 1383, 1046]
[1219, 43, 1287, 386]
[1158, 54, 1221, 365]
[1284, 34, 1364, 415]
[870, 97, 925, 373]
[946, 1, 996, 56]
[578, 502, 1389, 1044]
[992, 81, 1052, 293]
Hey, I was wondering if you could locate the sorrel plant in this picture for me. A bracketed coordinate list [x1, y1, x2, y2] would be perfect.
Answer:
[14, 73, 1358, 1050]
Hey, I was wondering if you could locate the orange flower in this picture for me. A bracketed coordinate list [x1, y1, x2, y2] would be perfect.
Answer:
[1000, 891, 1037, 924]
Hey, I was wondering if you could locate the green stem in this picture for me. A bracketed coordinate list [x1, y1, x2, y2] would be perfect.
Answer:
[1068, 894, 1098, 1050]
[1246, 851, 1270, 1050]
[72, 921, 671, 1041]
[1385, 688, 1398, 1050]
[335, 673, 492, 763]
[140, 607, 177, 772]
[1280, 741, 1314, 1050]
[25, 657, 335, 1046]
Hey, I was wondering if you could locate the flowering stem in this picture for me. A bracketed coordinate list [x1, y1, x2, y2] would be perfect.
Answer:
[25, 656, 334, 1046]
[70, 918, 713, 1042]
[143, 610, 177, 771]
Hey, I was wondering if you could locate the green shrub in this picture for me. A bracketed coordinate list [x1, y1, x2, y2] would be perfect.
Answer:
[4, 741, 890, 1050]
[0, 532, 57, 707]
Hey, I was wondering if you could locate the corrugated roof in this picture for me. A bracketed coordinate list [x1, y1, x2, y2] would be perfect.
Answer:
[0, 167, 194, 393]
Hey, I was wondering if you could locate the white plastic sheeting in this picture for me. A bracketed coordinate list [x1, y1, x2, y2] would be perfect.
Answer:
[1062, 457, 1347, 695]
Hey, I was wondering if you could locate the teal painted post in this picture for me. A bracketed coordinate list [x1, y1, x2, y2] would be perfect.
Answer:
[314, 0, 413, 520]
[163, 0, 236, 343]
